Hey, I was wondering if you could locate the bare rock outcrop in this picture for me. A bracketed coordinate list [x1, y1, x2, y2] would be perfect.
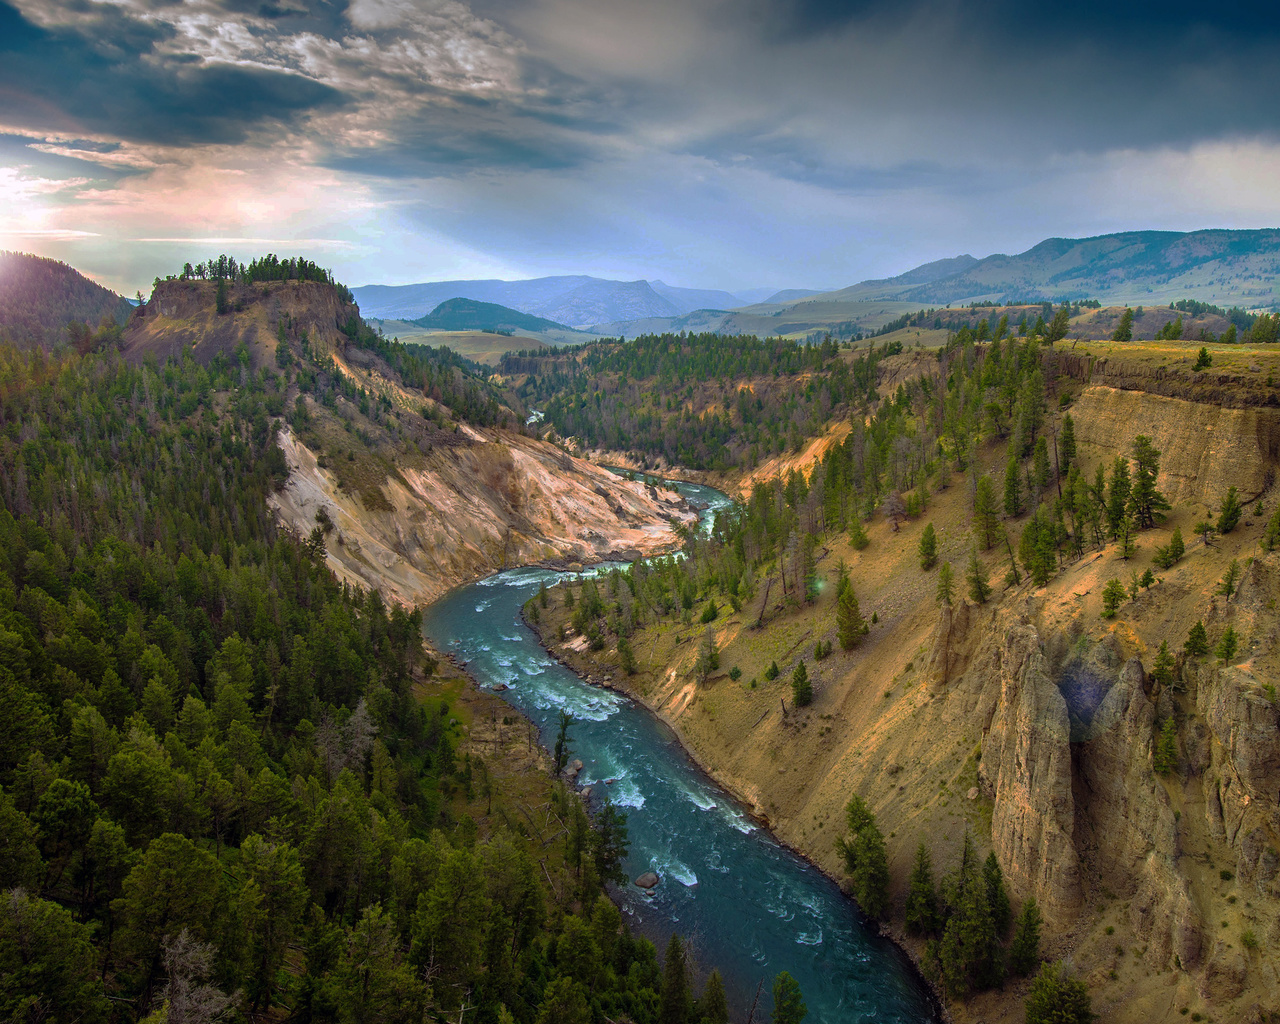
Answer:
[1195, 663, 1280, 896]
[1069, 385, 1280, 505]
[270, 426, 697, 606]
[979, 624, 1082, 922]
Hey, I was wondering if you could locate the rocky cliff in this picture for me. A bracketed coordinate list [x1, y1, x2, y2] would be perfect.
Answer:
[123, 278, 354, 368]
[1070, 385, 1280, 506]
[271, 425, 697, 606]
[123, 276, 695, 603]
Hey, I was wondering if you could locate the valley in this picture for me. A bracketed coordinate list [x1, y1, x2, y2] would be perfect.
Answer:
[2, 250, 1279, 1024]
[7, 1, 1280, 1020]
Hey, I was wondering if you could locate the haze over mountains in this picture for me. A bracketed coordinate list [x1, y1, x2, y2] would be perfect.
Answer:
[352, 276, 807, 328]
[356, 228, 1280, 338]
[6, 228, 1280, 353]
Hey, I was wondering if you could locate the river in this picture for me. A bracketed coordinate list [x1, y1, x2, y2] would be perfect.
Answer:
[421, 480, 936, 1023]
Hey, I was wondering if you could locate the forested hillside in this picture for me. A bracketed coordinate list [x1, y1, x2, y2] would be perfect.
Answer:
[505, 333, 901, 471]
[0, 259, 733, 1024]
[0, 251, 134, 350]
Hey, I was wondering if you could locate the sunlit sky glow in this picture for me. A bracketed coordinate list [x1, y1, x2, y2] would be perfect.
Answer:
[2, 0, 1279, 294]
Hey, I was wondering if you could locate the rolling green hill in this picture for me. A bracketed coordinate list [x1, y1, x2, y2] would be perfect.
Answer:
[413, 296, 571, 333]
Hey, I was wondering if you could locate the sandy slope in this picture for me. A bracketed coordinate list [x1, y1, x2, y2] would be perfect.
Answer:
[270, 426, 697, 606]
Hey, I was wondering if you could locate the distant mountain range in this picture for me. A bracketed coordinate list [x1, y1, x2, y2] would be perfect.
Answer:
[352, 276, 817, 328]
[356, 229, 1280, 341]
[816, 229, 1280, 308]
[0, 251, 133, 347]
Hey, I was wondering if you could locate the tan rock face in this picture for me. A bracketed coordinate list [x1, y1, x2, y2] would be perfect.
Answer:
[1196, 664, 1280, 895]
[979, 624, 1082, 922]
[1070, 385, 1280, 506]
[270, 426, 696, 607]
[124, 279, 351, 370]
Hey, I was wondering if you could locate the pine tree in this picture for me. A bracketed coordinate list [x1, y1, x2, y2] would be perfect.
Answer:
[658, 933, 691, 1024]
[1024, 962, 1094, 1024]
[1217, 559, 1241, 601]
[1215, 626, 1239, 665]
[836, 583, 868, 650]
[1153, 718, 1179, 775]
[1184, 620, 1209, 656]
[1106, 456, 1131, 539]
[984, 852, 1011, 937]
[695, 626, 719, 682]
[1111, 307, 1133, 343]
[937, 834, 1003, 995]
[849, 517, 870, 550]
[1003, 458, 1023, 518]
[966, 548, 992, 604]
[936, 561, 954, 606]
[851, 822, 890, 919]
[919, 523, 938, 570]
[1128, 435, 1170, 529]
[618, 637, 637, 675]
[553, 710, 572, 775]
[905, 842, 940, 935]
[1059, 413, 1077, 469]
[1032, 436, 1051, 494]
[771, 971, 807, 1024]
[1101, 578, 1126, 618]
[1263, 503, 1280, 553]
[973, 475, 1000, 549]
[1046, 303, 1071, 343]
[791, 661, 812, 707]
[1217, 486, 1243, 535]
[1150, 640, 1175, 687]
[697, 970, 729, 1024]
[1008, 899, 1043, 976]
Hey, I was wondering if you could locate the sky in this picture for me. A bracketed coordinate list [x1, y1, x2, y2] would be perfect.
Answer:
[2, 0, 1280, 295]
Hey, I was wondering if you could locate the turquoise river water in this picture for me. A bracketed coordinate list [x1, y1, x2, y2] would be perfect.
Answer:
[421, 480, 936, 1023]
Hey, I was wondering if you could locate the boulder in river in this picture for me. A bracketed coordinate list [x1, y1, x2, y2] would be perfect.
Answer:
[634, 871, 660, 889]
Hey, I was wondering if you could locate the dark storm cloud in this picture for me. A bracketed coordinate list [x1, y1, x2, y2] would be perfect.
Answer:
[0, 1, 346, 146]
[773, 0, 1278, 39]
[325, 119, 591, 177]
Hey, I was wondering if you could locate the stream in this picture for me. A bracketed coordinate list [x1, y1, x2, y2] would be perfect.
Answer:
[420, 480, 936, 1023]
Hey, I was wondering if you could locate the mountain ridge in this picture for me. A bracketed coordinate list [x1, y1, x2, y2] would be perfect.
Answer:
[806, 228, 1280, 309]
[0, 250, 134, 348]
